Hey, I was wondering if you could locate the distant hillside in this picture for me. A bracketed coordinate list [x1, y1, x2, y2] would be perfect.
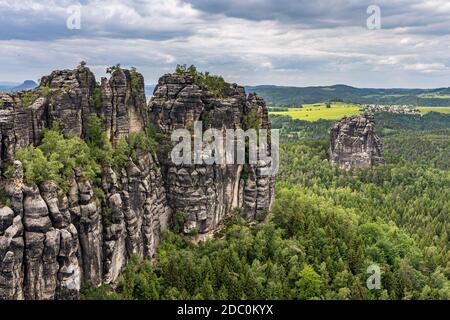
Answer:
[1, 82, 153, 96]
[0, 80, 38, 92]
[245, 84, 450, 106]
[11, 80, 38, 92]
[0, 82, 19, 92]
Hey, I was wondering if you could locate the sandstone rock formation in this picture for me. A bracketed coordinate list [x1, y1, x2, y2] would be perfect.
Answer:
[0, 65, 274, 299]
[149, 73, 275, 233]
[329, 115, 385, 169]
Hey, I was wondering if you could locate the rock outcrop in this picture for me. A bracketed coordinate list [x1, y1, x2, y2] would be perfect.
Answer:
[0, 65, 274, 299]
[99, 68, 147, 145]
[329, 115, 385, 169]
[149, 74, 275, 233]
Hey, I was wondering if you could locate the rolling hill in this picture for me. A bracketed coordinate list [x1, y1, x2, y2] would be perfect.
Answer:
[0, 80, 38, 93]
[245, 84, 450, 106]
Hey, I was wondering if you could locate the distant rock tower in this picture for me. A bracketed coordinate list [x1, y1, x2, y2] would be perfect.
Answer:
[329, 115, 385, 169]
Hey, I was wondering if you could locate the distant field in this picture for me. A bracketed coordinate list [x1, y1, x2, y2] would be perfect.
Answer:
[418, 94, 450, 99]
[269, 102, 362, 121]
[418, 107, 450, 114]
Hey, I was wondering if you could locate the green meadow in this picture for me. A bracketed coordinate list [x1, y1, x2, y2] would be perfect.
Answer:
[269, 102, 362, 121]
[270, 103, 450, 121]
[418, 106, 450, 114]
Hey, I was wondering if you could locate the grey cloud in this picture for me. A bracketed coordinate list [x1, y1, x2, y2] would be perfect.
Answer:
[1, 0, 450, 41]
[186, 0, 450, 34]
[0, 0, 197, 41]
[186, 0, 368, 26]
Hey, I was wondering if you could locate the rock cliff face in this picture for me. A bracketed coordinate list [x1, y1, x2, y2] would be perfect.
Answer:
[329, 115, 385, 169]
[0, 65, 274, 299]
[99, 68, 147, 145]
[149, 74, 275, 233]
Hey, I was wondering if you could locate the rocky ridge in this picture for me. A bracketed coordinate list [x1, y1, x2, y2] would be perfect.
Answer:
[0, 65, 274, 299]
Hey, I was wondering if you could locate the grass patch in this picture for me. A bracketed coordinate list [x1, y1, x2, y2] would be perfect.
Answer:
[270, 102, 362, 121]
[175, 64, 232, 98]
[418, 107, 450, 115]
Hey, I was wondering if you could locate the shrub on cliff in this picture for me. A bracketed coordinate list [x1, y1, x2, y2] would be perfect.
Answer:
[106, 63, 121, 75]
[130, 67, 145, 102]
[20, 91, 38, 107]
[175, 64, 232, 98]
[130, 67, 142, 91]
[113, 132, 157, 169]
[243, 109, 261, 131]
[93, 84, 102, 110]
[15, 146, 61, 186]
[16, 114, 158, 189]
[16, 127, 101, 190]
[86, 113, 113, 165]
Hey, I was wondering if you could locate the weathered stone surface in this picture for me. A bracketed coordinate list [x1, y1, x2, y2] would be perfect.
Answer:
[0, 94, 47, 173]
[0, 206, 14, 234]
[73, 177, 103, 287]
[39, 181, 71, 229]
[23, 186, 52, 233]
[100, 68, 146, 146]
[329, 115, 386, 169]
[56, 224, 80, 300]
[40, 65, 96, 138]
[0, 215, 24, 300]
[4, 161, 25, 217]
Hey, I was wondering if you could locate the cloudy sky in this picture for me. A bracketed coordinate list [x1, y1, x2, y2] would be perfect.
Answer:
[0, 0, 449, 88]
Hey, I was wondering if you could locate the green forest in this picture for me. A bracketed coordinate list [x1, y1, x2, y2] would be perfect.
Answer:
[82, 111, 450, 300]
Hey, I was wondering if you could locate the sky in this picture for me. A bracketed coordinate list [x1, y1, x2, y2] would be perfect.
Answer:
[0, 0, 449, 88]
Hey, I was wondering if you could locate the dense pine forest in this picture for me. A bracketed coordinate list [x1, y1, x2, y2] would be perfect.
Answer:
[83, 112, 450, 300]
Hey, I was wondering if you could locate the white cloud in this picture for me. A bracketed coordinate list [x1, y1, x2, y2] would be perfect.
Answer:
[403, 63, 449, 73]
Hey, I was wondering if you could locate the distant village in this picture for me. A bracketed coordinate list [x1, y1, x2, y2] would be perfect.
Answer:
[362, 104, 420, 115]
